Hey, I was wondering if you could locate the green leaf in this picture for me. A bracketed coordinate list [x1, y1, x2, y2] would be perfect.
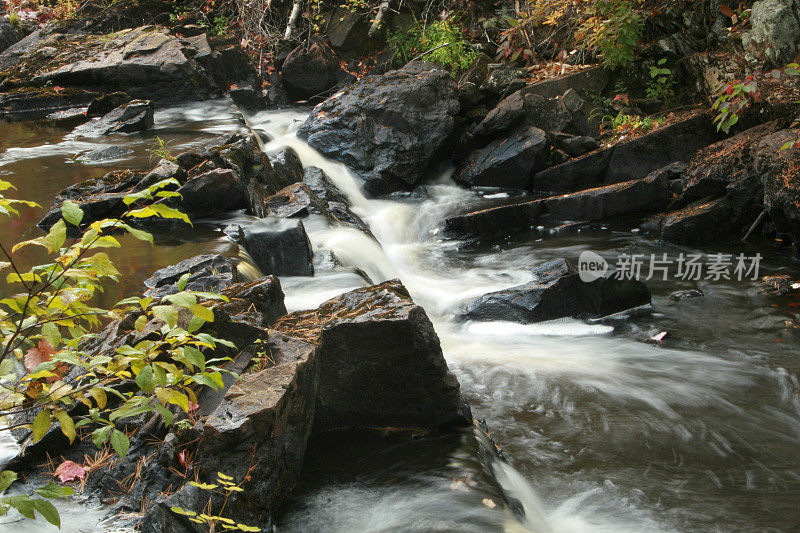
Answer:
[41, 322, 61, 349]
[0, 470, 18, 493]
[32, 410, 52, 443]
[91, 425, 113, 448]
[110, 429, 130, 460]
[4, 495, 35, 518]
[54, 410, 76, 444]
[32, 498, 60, 527]
[152, 305, 178, 328]
[165, 292, 197, 309]
[182, 346, 206, 371]
[192, 304, 214, 323]
[34, 482, 73, 499]
[153, 403, 174, 426]
[135, 365, 156, 394]
[177, 273, 191, 291]
[45, 219, 67, 253]
[61, 201, 84, 226]
[189, 481, 218, 490]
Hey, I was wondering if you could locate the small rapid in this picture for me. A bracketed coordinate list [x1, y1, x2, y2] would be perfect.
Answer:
[250, 109, 800, 532]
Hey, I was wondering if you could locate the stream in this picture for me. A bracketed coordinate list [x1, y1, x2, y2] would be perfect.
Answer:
[2, 100, 800, 532]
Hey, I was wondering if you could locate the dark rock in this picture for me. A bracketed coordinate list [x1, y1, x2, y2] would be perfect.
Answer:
[216, 276, 288, 328]
[278, 280, 472, 431]
[605, 113, 719, 183]
[86, 92, 132, 118]
[263, 182, 327, 218]
[454, 126, 549, 189]
[228, 84, 266, 112]
[669, 289, 704, 301]
[471, 89, 526, 139]
[553, 133, 600, 156]
[326, 7, 370, 50]
[544, 173, 672, 221]
[659, 198, 734, 244]
[138, 158, 185, 189]
[37, 170, 142, 230]
[0, 19, 25, 54]
[444, 201, 543, 240]
[297, 61, 459, 196]
[756, 129, 800, 248]
[173, 168, 249, 219]
[523, 93, 575, 133]
[0, 86, 102, 121]
[523, 66, 609, 99]
[1, 27, 256, 109]
[76, 145, 133, 162]
[72, 100, 154, 137]
[463, 258, 650, 323]
[266, 146, 304, 188]
[302, 166, 348, 205]
[532, 148, 613, 193]
[480, 66, 526, 96]
[280, 42, 341, 100]
[143, 254, 239, 298]
[44, 106, 89, 127]
[240, 218, 314, 277]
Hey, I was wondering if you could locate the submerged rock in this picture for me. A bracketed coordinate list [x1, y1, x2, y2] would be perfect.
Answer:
[143, 254, 239, 298]
[71, 99, 154, 137]
[463, 258, 651, 323]
[297, 61, 459, 196]
[659, 198, 733, 244]
[76, 145, 133, 162]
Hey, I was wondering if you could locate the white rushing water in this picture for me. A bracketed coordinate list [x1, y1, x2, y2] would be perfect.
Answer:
[4, 101, 800, 532]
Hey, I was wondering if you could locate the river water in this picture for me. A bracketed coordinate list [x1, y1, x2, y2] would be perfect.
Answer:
[2, 100, 800, 532]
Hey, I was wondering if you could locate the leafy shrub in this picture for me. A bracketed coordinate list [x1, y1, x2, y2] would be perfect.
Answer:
[711, 63, 800, 133]
[579, 0, 643, 69]
[646, 58, 677, 104]
[387, 20, 478, 73]
[1, 177, 235, 527]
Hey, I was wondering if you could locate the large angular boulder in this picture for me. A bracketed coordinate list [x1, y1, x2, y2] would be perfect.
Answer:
[756, 129, 800, 247]
[742, 0, 800, 65]
[454, 125, 549, 189]
[463, 258, 650, 323]
[280, 42, 342, 100]
[658, 197, 734, 244]
[172, 168, 249, 219]
[532, 148, 613, 193]
[240, 217, 314, 277]
[297, 61, 460, 196]
[277, 280, 472, 431]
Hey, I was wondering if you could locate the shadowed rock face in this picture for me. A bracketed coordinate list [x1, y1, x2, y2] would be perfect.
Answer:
[297, 61, 460, 196]
[277, 280, 472, 431]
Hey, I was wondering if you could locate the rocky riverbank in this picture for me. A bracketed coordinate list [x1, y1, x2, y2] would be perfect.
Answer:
[2, 0, 800, 530]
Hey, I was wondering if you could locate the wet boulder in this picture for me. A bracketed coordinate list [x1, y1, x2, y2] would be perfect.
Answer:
[143, 254, 239, 298]
[658, 198, 734, 245]
[172, 168, 249, 219]
[297, 61, 460, 196]
[280, 42, 342, 100]
[277, 280, 472, 431]
[454, 125, 549, 189]
[228, 84, 266, 112]
[76, 145, 133, 162]
[532, 148, 613, 193]
[240, 218, 314, 277]
[553, 133, 600, 156]
[756, 129, 800, 248]
[71, 99, 154, 137]
[444, 201, 544, 240]
[463, 258, 650, 323]
[544, 173, 672, 221]
[86, 92, 132, 117]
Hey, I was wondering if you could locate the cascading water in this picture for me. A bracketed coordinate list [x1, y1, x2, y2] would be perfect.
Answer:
[3, 101, 800, 532]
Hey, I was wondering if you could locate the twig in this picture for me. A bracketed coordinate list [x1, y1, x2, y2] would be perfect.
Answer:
[741, 209, 767, 242]
[409, 41, 451, 63]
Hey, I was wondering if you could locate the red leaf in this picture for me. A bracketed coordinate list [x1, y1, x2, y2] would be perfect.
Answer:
[178, 450, 186, 469]
[24, 340, 56, 373]
[719, 4, 735, 17]
[188, 401, 199, 412]
[54, 460, 86, 482]
[726, 85, 734, 95]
